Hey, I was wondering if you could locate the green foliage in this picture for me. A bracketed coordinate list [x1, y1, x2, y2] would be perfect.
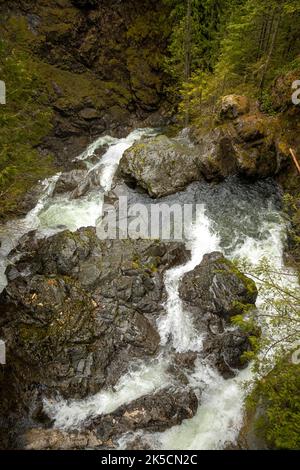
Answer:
[0, 21, 54, 219]
[283, 193, 300, 284]
[260, 90, 277, 115]
[235, 253, 300, 449]
[164, 0, 235, 81]
[248, 361, 300, 449]
[234, 256, 300, 374]
[172, 0, 300, 123]
[163, 0, 242, 115]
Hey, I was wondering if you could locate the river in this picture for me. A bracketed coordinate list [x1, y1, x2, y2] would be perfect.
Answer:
[0, 128, 297, 449]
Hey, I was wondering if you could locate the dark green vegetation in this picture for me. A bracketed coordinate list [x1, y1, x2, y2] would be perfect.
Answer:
[248, 361, 300, 450]
[0, 20, 54, 218]
[166, 0, 300, 120]
[0, 0, 174, 220]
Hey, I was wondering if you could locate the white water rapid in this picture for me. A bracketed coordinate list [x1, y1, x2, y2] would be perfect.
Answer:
[0, 129, 298, 450]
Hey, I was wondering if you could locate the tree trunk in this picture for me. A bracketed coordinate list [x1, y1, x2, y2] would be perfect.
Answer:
[184, 0, 192, 82]
[257, 17, 267, 60]
[184, 0, 192, 126]
[259, 8, 281, 90]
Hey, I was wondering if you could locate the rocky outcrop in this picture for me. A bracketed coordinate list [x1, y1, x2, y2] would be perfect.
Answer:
[54, 166, 107, 198]
[0, 228, 189, 446]
[179, 252, 257, 320]
[179, 252, 258, 378]
[118, 135, 202, 197]
[117, 98, 290, 198]
[1, 0, 173, 167]
[192, 126, 238, 181]
[54, 169, 87, 194]
[191, 104, 289, 181]
[86, 387, 198, 441]
[20, 386, 198, 449]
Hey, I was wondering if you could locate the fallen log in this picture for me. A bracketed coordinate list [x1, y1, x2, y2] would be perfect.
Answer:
[289, 148, 300, 174]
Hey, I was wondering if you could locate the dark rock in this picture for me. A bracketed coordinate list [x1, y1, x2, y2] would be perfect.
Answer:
[178, 252, 258, 378]
[167, 352, 198, 386]
[118, 110, 285, 199]
[3, 228, 189, 391]
[0, 227, 190, 445]
[54, 170, 87, 194]
[70, 167, 104, 199]
[193, 127, 238, 181]
[17, 182, 47, 216]
[203, 329, 253, 379]
[191, 109, 284, 181]
[179, 252, 257, 320]
[87, 387, 199, 441]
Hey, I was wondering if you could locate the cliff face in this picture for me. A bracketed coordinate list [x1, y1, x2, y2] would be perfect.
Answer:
[0, 0, 172, 166]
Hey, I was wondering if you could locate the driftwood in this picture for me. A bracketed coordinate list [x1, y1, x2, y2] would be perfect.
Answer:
[289, 148, 300, 174]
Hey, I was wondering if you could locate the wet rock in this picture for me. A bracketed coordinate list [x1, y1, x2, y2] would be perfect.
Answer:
[0, 227, 190, 444]
[87, 387, 199, 441]
[179, 252, 257, 320]
[173, 351, 198, 370]
[2, 228, 189, 393]
[191, 108, 284, 180]
[118, 135, 202, 197]
[220, 95, 250, 120]
[118, 110, 285, 198]
[70, 167, 104, 199]
[167, 352, 198, 385]
[203, 328, 252, 379]
[193, 127, 238, 181]
[54, 170, 87, 194]
[124, 435, 152, 450]
[17, 182, 48, 215]
[178, 252, 258, 378]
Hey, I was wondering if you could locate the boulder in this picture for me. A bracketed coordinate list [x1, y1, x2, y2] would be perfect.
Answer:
[87, 387, 199, 442]
[118, 111, 286, 198]
[233, 114, 282, 178]
[193, 127, 238, 181]
[2, 228, 189, 394]
[54, 169, 87, 194]
[203, 329, 253, 379]
[220, 95, 250, 120]
[118, 135, 202, 197]
[191, 112, 284, 180]
[179, 252, 257, 320]
[178, 252, 258, 378]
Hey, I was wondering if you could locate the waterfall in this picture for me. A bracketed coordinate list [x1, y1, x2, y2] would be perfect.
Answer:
[158, 205, 220, 352]
[0, 129, 297, 450]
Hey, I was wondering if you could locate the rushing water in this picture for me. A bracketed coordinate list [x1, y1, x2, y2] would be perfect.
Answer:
[0, 128, 297, 449]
